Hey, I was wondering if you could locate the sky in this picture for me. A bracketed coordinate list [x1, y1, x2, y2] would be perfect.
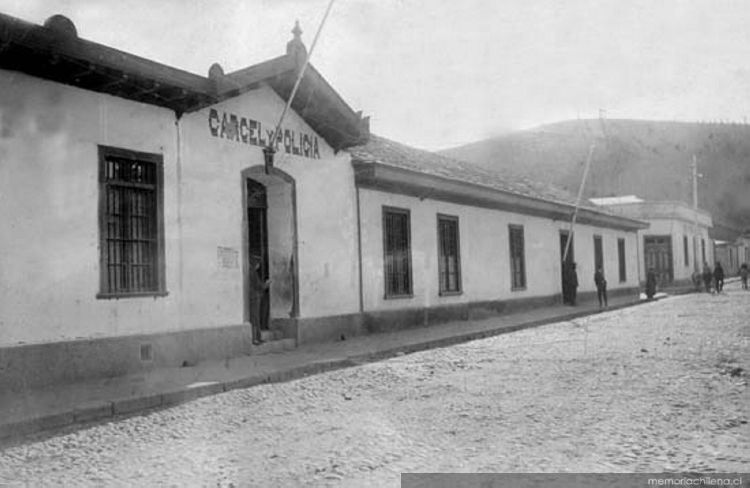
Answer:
[1, 0, 749, 150]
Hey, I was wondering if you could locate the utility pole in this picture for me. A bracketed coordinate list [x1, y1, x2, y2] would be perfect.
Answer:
[692, 154, 700, 272]
[264, 0, 336, 173]
[563, 144, 596, 262]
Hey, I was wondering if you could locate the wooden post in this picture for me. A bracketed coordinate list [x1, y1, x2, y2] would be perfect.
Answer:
[268, 0, 336, 156]
[563, 144, 596, 262]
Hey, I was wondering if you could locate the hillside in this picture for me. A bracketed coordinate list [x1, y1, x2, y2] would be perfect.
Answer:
[441, 120, 750, 239]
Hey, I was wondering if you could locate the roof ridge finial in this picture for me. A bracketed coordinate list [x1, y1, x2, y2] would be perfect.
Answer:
[292, 20, 302, 40]
[286, 19, 307, 63]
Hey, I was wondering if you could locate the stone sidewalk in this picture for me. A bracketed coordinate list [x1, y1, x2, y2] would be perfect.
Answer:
[0, 293, 659, 444]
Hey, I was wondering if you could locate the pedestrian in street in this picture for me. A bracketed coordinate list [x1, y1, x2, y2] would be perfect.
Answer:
[713, 261, 725, 293]
[248, 256, 270, 345]
[594, 266, 607, 309]
[702, 262, 713, 293]
[645, 268, 657, 300]
[691, 270, 703, 292]
[740, 263, 749, 290]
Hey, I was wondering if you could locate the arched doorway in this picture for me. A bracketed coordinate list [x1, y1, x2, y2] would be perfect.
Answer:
[241, 166, 299, 337]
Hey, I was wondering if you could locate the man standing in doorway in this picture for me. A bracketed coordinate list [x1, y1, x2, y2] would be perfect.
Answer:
[249, 256, 270, 345]
[563, 261, 579, 306]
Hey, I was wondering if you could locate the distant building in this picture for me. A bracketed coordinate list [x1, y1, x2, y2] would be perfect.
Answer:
[714, 233, 750, 276]
[740, 234, 750, 267]
[1, 12, 646, 392]
[590, 197, 713, 286]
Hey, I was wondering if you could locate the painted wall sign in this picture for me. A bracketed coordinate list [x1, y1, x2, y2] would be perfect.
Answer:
[208, 108, 320, 159]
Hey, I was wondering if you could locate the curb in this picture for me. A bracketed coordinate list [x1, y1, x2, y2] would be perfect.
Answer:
[0, 298, 649, 444]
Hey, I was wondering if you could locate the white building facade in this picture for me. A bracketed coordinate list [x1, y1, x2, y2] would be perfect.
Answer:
[590, 198, 714, 287]
[1, 12, 646, 392]
[715, 234, 750, 276]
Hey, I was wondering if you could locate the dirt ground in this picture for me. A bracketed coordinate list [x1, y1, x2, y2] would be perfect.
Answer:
[1, 283, 748, 487]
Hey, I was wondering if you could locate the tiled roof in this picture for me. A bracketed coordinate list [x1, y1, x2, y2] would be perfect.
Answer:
[350, 134, 600, 211]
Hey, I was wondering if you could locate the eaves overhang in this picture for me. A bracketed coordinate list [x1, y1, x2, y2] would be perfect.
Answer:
[0, 13, 217, 114]
[353, 161, 649, 232]
[222, 59, 369, 151]
[0, 12, 370, 150]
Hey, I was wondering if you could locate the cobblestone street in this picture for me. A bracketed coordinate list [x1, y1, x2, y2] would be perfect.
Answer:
[1, 284, 748, 486]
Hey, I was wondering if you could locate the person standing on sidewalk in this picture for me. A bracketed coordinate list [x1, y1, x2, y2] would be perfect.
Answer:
[691, 270, 703, 291]
[564, 262, 579, 306]
[713, 261, 725, 293]
[702, 262, 713, 293]
[740, 263, 749, 290]
[646, 268, 657, 300]
[562, 261, 571, 304]
[562, 261, 578, 305]
[249, 256, 270, 345]
[594, 267, 607, 309]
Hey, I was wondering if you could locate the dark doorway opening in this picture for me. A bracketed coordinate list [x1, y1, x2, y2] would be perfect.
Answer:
[247, 178, 270, 330]
[593, 235, 604, 274]
[560, 230, 576, 304]
[644, 235, 673, 286]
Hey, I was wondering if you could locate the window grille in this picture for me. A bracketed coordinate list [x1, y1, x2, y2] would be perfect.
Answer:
[618, 238, 627, 282]
[593, 235, 604, 272]
[437, 215, 461, 294]
[383, 207, 412, 297]
[683, 235, 689, 266]
[99, 147, 164, 297]
[509, 225, 526, 290]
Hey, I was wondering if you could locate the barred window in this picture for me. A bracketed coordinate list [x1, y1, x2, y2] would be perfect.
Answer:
[383, 207, 412, 298]
[98, 146, 165, 297]
[593, 235, 604, 272]
[683, 235, 689, 266]
[618, 238, 627, 282]
[437, 215, 461, 294]
[509, 224, 526, 290]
